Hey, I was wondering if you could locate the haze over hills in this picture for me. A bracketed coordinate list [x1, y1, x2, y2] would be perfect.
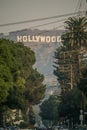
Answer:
[0, 29, 64, 99]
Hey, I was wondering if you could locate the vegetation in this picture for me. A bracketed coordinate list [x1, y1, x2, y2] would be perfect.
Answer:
[58, 88, 81, 124]
[0, 16, 87, 127]
[0, 39, 46, 126]
[40, 95, 60, 125]
[53, 16, 87, 125]
[54, 17, 87, 92]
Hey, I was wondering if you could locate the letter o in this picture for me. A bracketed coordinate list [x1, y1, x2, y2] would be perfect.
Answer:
[46, 36, 50, 43]
[51, 36, 56, 42]
[23, 36, 28, 42]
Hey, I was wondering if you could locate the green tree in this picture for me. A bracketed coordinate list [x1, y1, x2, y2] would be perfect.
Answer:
[25, 69, 46, 104]
[62, 17, 87, 49]
[0, 65, 13, 103]
[0, 39, 46, 126]
[29, 106, 35, 125]
[53, 16, 87, 124]
[40, 95, 60, 122]
[78, 67, 87, 95]
[58, 88, 81, 124]
[54, 17, 87, 91]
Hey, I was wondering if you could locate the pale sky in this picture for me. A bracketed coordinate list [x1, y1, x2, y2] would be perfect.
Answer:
[0, 0, 86, 33]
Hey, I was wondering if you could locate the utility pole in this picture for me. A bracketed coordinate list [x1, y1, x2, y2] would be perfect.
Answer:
[78, 50, 81, 78]
[70, 64, 73, 89]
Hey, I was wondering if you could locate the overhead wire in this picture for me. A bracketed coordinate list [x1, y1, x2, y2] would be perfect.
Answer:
[74, 0, 80, 14]
[23, 24, 65, 47]
[19, 11, 86, 46]
[5, 12, 86, 47]
[15, 9, 86, 37]
[0, 2, 86, 87]
[23, 2, 87, 59]
[78, 0, 87, 17]
[0, 5, 86, 47]
[27, 18, 67, 29]
[74, 0, 87, 17]
[0, 11, 86, 27]
[82, 0, 86, 10]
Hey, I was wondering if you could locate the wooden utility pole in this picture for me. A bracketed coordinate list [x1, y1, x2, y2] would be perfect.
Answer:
[58, 50, 81, 90]
[78, 50, 82, 77]
[70, 64, 73, 89]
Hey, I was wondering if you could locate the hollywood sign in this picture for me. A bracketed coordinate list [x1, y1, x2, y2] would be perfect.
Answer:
[17, 35, 61, 43]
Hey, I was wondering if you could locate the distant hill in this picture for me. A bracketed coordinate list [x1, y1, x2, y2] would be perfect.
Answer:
[0, 28, 64, 43]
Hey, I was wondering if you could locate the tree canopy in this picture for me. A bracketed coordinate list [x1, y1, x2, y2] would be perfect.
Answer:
[0, 38, 46, 110]
[40, 95, 60, 121]
[53, 16, 87, 125]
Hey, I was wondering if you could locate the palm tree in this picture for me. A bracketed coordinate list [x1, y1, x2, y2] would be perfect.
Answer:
[54, 17, 87, 91]
[62, 17, 87, 114]
[63, 17, 87, 50]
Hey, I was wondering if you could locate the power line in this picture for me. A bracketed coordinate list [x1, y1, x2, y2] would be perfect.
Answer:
[74, 0, 80, 13]
[74, 0, 87, 17]
[16, 24, 64, 47]
[0, 11, 86, 27]
[28, 18, 66, 29]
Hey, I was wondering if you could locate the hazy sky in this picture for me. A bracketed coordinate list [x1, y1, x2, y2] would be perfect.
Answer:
[0, 0, 86, 33]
